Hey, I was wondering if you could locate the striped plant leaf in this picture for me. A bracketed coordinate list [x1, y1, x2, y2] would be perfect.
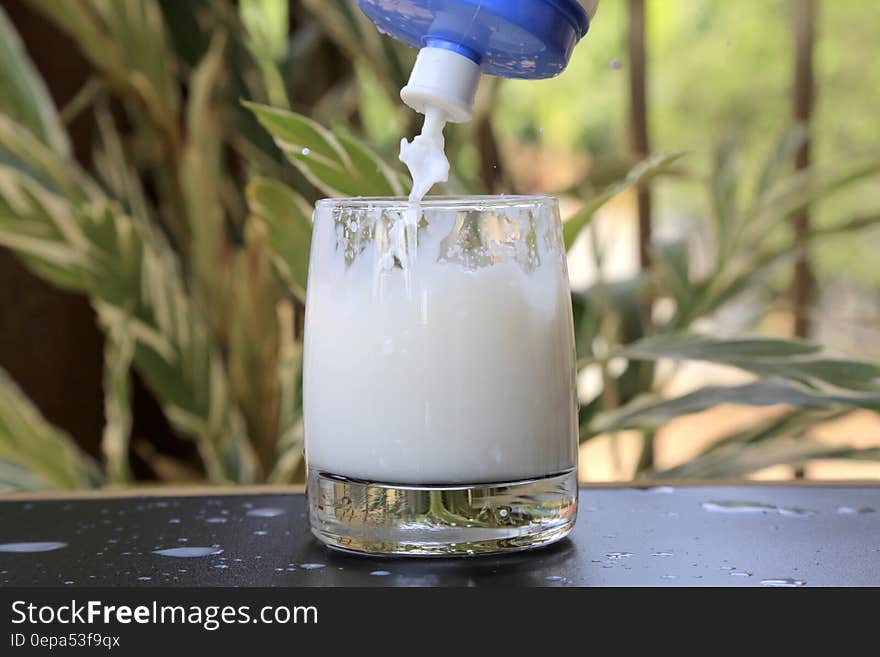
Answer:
[0, 367, 102, 491]
[227, 219, 284, 476]
[100, 319, 134, 484]
[181, 32, 235, 341]
[268, 300, 304, 483]
[25, 0, 180, 136]
[0, 162, 258, 484]
[246, 176, 312, 303]
[0, 6, 70, 156]
[239, 0, 290, 108]
[244, 101, 405, 197]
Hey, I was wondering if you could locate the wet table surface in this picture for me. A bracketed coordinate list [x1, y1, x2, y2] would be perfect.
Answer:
[1, 485, 878, 587]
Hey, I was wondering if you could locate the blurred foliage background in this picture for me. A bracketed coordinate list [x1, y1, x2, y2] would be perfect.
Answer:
[0, 0, 879, 491]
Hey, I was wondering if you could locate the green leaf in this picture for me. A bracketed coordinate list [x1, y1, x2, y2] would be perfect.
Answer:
[710, 137, 738, 263]
[590, 381, 880, 434]
[240, 0, 288, 61]
[617, 333, 821, 362]
[267, 300, 304, 483]
[695, 409, 841, 457]
[0, 7, 70, 156]
[748, 150, 880, 235]
[616, 333, 880, 392]
[564, 152, 685, 250]
[245, 101, 404, 197]
[652, 438, 880, 480]
[246, 177, 313, 302]
[0, 367, 102, 491]
[571, 292, 600, 362]
[754, 125, 808, 198]
[0, 116, 91, 199]
[27, 0, 180, 135]
[181, 32, 234, 338]
[100, 320, 134, 484]
[335, 129, 405, 196]
[239, 0, 290, 108]
[0, 167, 95, 291]
[0, 165, 259, 484]
[654, 237, 691, 323]
[227, 219, 285, 476]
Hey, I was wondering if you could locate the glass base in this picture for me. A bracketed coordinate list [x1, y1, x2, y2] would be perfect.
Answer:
[308, 469, 578, 556]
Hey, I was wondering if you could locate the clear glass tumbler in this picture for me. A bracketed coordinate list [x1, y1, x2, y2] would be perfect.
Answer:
[304, 196, 578, 555]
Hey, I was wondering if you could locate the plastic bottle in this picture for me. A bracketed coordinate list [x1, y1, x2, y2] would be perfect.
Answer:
[358, 0, 598, 123]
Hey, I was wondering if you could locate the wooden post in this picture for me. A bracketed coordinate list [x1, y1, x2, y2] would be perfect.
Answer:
[792, 0, 817, 339]
[792, 0, 817, 479]
[628, 0, 651, 272]
[627, 0, 655, 473]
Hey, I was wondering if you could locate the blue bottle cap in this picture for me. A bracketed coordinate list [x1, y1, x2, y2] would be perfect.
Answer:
[358, 0, 591, 79]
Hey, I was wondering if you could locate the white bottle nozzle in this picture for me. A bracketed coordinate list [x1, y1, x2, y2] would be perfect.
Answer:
[400, 46, 481, 123]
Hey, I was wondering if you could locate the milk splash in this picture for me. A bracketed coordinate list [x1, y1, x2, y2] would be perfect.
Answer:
[381, 105, 450, 293]
[399, 106, 450, 203]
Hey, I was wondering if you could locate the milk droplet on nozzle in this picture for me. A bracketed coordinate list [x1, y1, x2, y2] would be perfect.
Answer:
[399, 106, 449, 202]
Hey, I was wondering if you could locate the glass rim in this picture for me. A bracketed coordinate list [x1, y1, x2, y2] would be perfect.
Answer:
[314, 194, 557, 210]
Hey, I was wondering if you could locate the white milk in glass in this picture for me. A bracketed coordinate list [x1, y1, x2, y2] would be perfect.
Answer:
[303, 197, 577, 485]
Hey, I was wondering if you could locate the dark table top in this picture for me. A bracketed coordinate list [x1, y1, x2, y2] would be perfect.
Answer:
[1, 485, 878, 587]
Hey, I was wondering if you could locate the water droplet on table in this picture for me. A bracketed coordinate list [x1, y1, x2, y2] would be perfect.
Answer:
[0, 542, 67, 553]
[152, 547, 223, 558]
[701, 501, 815, 516]
[370, 570, 391, 577]
[606, 552, 633, 560]
[778, 507, 816, 517]
[836, 506, 875, 515]
[545, 575, 564, 582]
[760, 578, 806, 587]
[651, 551, 674, 557]
[206, 517, 227, 524]
[137, 576, 152, 582]
[729, 571, 752, 578]
[246, 508, 286, 518]
[300, 563, 325, 570]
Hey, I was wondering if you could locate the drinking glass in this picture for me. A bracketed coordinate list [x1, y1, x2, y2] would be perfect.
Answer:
[304, 196, 578, 555]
